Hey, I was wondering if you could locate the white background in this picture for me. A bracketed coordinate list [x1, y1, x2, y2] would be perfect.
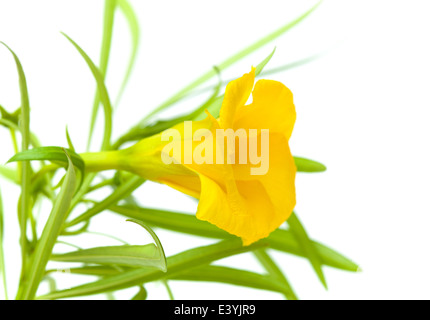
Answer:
[0, 0, 430, 300]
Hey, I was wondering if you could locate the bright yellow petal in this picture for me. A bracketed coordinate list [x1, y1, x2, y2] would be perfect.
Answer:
[233, 79, 296, 139]
[232, 132, 297, 234]
[197, 172, 281, 245]
[220, 67, 255, 129]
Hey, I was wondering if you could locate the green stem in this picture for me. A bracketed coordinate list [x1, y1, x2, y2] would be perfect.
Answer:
[80, 151, 123, 172]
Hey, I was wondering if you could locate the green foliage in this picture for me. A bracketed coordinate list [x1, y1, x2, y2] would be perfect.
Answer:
[0, 0, 358, 300]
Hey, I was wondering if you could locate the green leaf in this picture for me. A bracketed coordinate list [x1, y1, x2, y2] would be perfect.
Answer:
[126, 219, 167, 272]
[170, 265, 288, 297]
[0, 118, 40, 148]
[115, 0, 140, 107]
[260, 52, 324, 77]
[131, 286, 147, 300]
[140, 2, 321, 124]
[21, 150, 77, 300]
[294, 156, 327, 173]
[62, 33, 113, 151]
[191, 53, 324, 97]
[65, 175, 145, 228]
[0, 187, 8, 299]
[287, 212, 327, 289]
[111, 67, 222, 149]
[53, 266, 125, 277]
[37, 238, 267, 299]
[8, 147, 85, 177]
[0, 42, 32, 284]
[109, 204, 360, 272]
[51, 244, 165, 270]
[254, 249, 297, 300]
[65, 127, 75, 152]
[0, 165, 19, 184]
[254, 47, 276, 76]
[163, 280, 174, 300]
[0, 105, 20, 125]
[87, 0, 116, 151]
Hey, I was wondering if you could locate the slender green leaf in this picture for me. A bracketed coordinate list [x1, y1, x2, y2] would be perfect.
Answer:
[115, 0, 140, 107]
[126, 219, 167, 272]
[8, 147, 85, 177]
[294, 156, 327, 173]
[131, 286, 147, 300]
[260, 52, 324, 77]
[0, 118, 40, 148]
[287, 212, 327, 289]
[109, 204, 359, 272]
[62, 33, 113, 151]
[163, 280, 174, 300]
[0, 105, 20, 124]
[0, 166, 19, 184]
[1, 42, 32, 286]
[65, 175, 145, 228]
[191, 53, 324, 97]
[21, 151, 77, 300]
[170, 265, 288, 297]
[254, 249, 297, 300]
[37, 239, 267, 299]
[51, 244, 165, 270]
[48, 265, 125, 277]
[254, 47, 276, 76]
[112, 67, 222, 149]
[140, 2, 321, 124]
[88, 0, 116, 150]
[0, 188, 8, 299]
[65, 127, 75, 152]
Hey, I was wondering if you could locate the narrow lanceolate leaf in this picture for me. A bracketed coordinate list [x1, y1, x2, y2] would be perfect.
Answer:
[170, 265, 289, 297]
[37, 239, 267, 299]
[112, 67, 222, 149]
[192, 53, 324, 97]
[0, 166, 19, 184]
[65, 175, 145, 228]
[21, 151, 76, 300]
[0, 188, 8, 299]
[88, 0, 116, 150]
[65, 127, 75, 152]
[294, 156, 327, 173]
[140, 2, 321, 124]
[254, 249, 297, 300]
[8, 147, 85, 177]
[62, 33, 113, 151]
[60, 266, 126, 277]
[287, 212, 327, 289]
[109, 205, 360, 272]
[254, 47, 276, 76]
[116, 0, 140, 107]
[126, 219, 167, 272]
[0, 42, 32, 282]
[131, 286, 147, 300]
[51, 244, 165, 270]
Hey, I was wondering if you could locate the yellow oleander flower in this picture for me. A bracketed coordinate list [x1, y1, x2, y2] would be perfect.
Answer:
[82, 67, 297, 245]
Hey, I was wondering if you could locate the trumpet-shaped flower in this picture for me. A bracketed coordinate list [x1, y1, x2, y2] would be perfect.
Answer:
[82, 67, 297, 245]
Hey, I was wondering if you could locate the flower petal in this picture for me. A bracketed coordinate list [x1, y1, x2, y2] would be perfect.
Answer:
[233, 79, 296, 139]
[197, 171, 283, 245]
[220, 67, 255, 129]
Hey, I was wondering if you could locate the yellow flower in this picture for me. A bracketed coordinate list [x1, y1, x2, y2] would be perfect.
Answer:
[82, 67, 297, 245]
